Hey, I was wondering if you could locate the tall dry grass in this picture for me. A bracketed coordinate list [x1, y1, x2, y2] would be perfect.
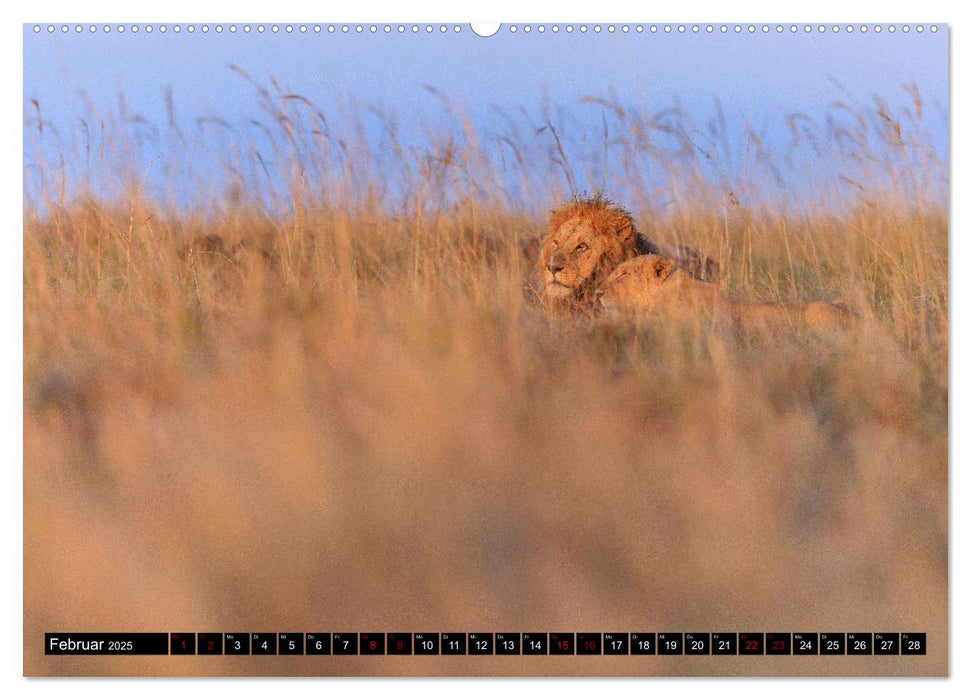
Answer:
[23, 78, 946, 676]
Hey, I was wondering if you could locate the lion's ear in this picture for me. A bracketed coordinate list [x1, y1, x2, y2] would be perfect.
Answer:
[522, 237, 541, 263]
[617, 221, 636, 244]
[653, 256, 676, 281]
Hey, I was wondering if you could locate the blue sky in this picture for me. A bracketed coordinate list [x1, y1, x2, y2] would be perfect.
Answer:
[22, 23, 949, 211]
[24, 24, 948, 124]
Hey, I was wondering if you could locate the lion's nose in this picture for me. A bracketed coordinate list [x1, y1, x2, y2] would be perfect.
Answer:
[546, 260, 565, 274]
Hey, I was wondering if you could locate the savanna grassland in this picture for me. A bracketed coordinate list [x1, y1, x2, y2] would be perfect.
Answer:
[23, 78, 947, 675]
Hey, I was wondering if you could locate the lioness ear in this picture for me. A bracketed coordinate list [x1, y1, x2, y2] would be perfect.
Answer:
[653, 256, 676, 281]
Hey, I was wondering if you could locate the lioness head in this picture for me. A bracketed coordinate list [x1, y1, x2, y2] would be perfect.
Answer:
[599, 254, 677, 311]
[538, 196, 644, 309]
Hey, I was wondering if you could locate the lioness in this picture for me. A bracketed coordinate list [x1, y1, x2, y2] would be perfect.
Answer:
[537, 196, 718, 313]
[600, 254, 858, 332]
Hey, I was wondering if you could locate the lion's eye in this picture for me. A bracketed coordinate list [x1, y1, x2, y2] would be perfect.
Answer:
[575, 242, 588, 252]
[551, 240, 559, 248]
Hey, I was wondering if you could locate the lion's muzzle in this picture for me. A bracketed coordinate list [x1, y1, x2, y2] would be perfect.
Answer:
[544, 251, 574, 290]
[546, 252, 566, 275]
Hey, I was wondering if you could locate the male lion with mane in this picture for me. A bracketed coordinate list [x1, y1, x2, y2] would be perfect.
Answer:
[599, 254, 858, 332]
[537, 195, 718, 313]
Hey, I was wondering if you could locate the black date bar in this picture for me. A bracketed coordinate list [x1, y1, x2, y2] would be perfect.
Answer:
[46, 633, 169, 655]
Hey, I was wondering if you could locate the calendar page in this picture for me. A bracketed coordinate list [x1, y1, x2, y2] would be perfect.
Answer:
[22, 20, 948, 676]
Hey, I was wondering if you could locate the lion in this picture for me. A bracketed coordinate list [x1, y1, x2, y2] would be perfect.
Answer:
[599, 254, 858, 332]
[179, 234, 247, 264]
[537, 196, 718, 313]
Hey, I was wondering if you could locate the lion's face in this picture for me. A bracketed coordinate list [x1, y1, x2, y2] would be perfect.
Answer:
[539, 218, 609, 299]
[599, 255, 676, 311]
[537, 202, 640, 307]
